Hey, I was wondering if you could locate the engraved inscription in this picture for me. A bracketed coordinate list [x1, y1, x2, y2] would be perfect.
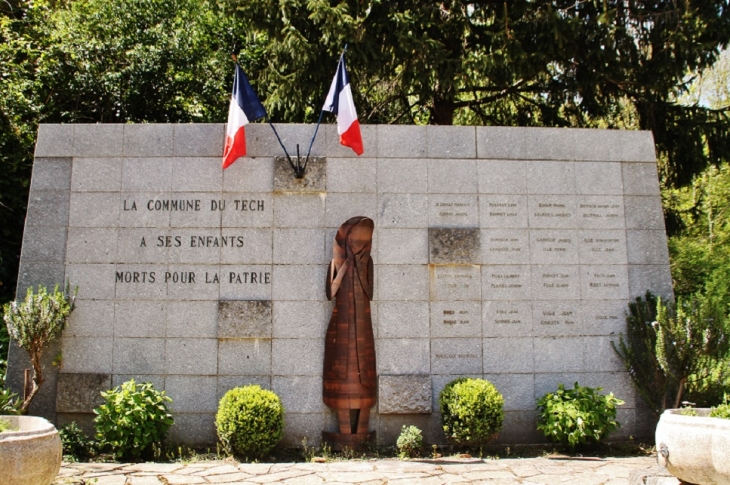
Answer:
[541, 271, 571, 289]
[578, 202, 621, 219]
[490, 272, 523, 289]
[430, 195, 479, 227]
[576, 196, 625, 229]
[122, 198, 265, 212]
[482, 266, 531, 300]
[581, 265, 629, 299]
[531, 230, 579, 264]
[533, 301, 580, 335]
[578, 231, 627, 264]
[431, 265, 481, 301]
[482, 300, 532, 337]
[533, 202, 572, 219]
[479, 195, 528, 228]
[114, 269, 271, 285]
[532, 266, 580, 299]
[528, 197, 576, 228]
[431, 301, 482, 338]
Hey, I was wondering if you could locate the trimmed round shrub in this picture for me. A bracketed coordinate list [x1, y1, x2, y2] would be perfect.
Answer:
[93, 379, 173, 460]
[537, 382, 624, 448]
[439, 377, 504, 447]
[216, 385, 284, 460]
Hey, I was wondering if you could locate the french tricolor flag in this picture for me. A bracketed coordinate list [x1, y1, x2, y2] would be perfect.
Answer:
[322, 54, 364, 156]
[222, 64, 266, 169]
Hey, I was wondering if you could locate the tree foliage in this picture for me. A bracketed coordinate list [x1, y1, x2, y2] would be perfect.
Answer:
[2, 0, 730, 363]
[222, 0, 730, 185]
[665, 163, 730, 296]
[0, 0, 241, 359]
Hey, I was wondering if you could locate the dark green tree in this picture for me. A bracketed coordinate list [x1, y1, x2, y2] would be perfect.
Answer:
[0, 0, 245, 358]
[0, 0, 53, 352]
[223, 0, 730, 185]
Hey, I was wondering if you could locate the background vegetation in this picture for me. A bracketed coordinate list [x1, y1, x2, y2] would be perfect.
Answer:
[1, 0, 730, 363]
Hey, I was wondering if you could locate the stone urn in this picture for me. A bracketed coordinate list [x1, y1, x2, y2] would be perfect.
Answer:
[0, 415, 62, 485]
[656, 408, 730, 485]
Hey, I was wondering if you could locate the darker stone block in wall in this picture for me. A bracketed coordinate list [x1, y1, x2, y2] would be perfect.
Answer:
[20, 226, 67, 263]
[379, 375, 432, 414]
[15, 261, 66, 298]
[30, 157, 73, 191]
[274, 157, 326, 192]
[25, 190, 70, 227]
[217, 300, 272, 338]
[56, 373, 111, 413]
[429, 228, 480, 264]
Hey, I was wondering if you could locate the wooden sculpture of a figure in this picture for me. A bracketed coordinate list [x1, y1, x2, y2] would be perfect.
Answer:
[323, 216, 376, 449]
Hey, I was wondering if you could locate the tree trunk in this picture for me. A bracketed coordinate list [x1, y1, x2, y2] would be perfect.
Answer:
[20, 350, 45, 413]
[432, 98, 455, 125]
[673, 377, 687, 409]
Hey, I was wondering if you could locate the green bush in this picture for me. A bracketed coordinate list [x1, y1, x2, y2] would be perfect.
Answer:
[93, 379, 173, 460]
[439, 377, 504, 447]
[710, 395, 730, 420]
[0, 345, 21, 415]
[396, 425, 423, 458]
[59, 422, 96, 462]
[215, 385, 284, 460]
[3, 284, 76, 412]
[537, 382, 624, 449]
[614, 291, 730, 413]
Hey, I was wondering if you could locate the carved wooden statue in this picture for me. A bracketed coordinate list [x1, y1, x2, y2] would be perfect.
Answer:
[323, 216, 376, 449]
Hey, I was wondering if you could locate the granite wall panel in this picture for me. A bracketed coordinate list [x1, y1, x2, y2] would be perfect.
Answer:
[11, 124, 668, 445]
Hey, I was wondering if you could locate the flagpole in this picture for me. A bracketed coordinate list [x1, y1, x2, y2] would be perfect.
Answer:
[231, 53, 299, 175]
[303, 45, 349, 173]
[265, 115, 300, 175]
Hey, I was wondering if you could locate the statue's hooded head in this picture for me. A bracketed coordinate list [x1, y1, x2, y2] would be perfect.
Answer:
[335, 216, 373, 258]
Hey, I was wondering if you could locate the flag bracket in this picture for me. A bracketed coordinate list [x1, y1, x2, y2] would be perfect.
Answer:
[293, 144, 309, 179]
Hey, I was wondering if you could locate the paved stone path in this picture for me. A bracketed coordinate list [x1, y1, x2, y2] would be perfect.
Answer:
[54, 456, 670, 484]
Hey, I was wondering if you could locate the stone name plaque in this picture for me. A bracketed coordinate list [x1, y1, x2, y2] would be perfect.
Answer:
[10, 124, 672, 446]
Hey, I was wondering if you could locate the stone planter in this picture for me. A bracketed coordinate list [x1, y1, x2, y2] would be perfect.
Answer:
[0, 415, 62, 485]
[656, 408, 730, 485]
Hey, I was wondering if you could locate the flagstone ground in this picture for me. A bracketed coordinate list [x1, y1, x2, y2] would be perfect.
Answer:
[53, 456, 675, 485]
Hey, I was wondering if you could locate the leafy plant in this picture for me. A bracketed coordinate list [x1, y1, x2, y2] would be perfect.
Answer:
[215, 385, 284, 460]
[710, 395, 730, 420]
[396, 425, 423, 459]
[614, 291, 730, 413]
[612, 292, 668, 415]
[679, 401, 698, 416]
[0, 417, 10, 433]
[439, 377, 504, 448]
[655, 295, 730, 409]
[0, 345, 22, 414]
[3, 283, 76, 412]
[59, 422, 96, 462]
[537, 382, 624, 449]
[93, 379, 173, 460]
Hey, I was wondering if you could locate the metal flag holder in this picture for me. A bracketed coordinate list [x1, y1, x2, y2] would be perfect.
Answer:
[265, 45, 347, 179]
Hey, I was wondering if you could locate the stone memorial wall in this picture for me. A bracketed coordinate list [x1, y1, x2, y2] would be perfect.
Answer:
[8, 123, 672, 445]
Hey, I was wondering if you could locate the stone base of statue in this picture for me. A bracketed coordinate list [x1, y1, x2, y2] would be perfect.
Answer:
[321, 431, 375, 452]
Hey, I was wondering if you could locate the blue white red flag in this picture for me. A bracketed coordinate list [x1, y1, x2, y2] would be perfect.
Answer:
[322, 54, 363, 156]
[223, 64, 266, 169]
